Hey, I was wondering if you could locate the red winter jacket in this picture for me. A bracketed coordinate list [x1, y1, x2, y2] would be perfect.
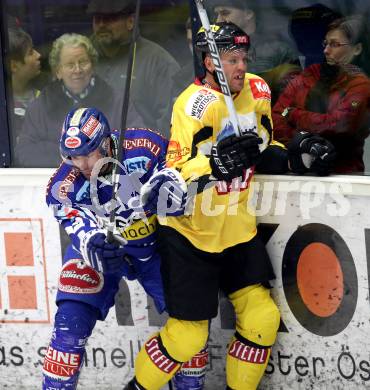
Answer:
[272, 63, 370, 173]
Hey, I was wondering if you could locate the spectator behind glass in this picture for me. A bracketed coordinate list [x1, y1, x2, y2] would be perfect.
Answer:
[273, 16, 370, 174]
[289, 3, 342, 69]
[210, 0, 300, 103]
[7, 28, 41, 149]
[170, 17, 196, 104]
[87, 0, 180, 137]
[211, 0, 299, 72]
[16, 33, 142, 168]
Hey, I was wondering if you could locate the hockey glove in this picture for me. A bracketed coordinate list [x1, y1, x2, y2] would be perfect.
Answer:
[83, 231, 133, 275]
[210, 133, 263, 182]
[288, 131, 336, 176]
[140, 168, 187, 217]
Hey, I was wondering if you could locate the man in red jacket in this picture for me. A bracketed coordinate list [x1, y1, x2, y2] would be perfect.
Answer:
[273, 16, 370, 174]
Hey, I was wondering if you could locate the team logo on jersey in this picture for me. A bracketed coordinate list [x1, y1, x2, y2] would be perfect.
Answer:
[66, 126, 80, 136]
[217, 121, 236, 142]
[124, 156, 152, 174]
[64, 136, 82, 149]
[239, 111, 258, 134]
[81, 115, 101, 138]
[58, 259, 104, 294]
[249, 78, 271, 101]
[186, 89, 218, 120]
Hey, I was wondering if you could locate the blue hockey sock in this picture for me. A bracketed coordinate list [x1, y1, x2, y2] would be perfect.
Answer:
[42, 301, 98, 390]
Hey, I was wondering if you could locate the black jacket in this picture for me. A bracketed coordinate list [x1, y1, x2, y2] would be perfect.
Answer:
[16, 76, 143, 167]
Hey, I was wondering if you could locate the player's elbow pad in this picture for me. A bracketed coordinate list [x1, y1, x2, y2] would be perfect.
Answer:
[255, 145, 289, 174]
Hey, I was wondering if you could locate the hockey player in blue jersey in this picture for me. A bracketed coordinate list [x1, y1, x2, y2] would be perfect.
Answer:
[42, 107, 207, 389]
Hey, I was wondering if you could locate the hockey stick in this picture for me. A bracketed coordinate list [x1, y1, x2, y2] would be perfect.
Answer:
[106, 0, 141, 243]
[194, 0, 242, 137]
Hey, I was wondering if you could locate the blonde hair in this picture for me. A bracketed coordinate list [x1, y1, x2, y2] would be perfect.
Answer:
[49, 33, 98, 75]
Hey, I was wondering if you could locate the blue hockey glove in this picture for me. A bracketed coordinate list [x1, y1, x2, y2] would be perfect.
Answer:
[140, 168, 187, 217]
[288, 131, 336, 176]
[82, 231, 128, 274]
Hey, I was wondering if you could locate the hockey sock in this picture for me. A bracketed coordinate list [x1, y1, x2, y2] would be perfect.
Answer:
[172, 345, 208, 390]
[42, 300, 98, 390]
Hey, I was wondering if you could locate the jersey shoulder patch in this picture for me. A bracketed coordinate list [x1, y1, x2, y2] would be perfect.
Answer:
[248, 76, 271, 101]
[185, 88, 219, 120]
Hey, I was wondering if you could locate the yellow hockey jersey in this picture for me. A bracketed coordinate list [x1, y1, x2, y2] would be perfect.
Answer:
[160, 74, 273, 253]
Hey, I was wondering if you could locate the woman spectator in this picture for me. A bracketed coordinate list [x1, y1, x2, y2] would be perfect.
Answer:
[273, 16, 370, 174]
[16, 33, 142, 167]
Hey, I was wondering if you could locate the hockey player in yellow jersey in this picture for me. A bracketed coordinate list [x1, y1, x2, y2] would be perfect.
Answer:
[125, 22, 335, 390]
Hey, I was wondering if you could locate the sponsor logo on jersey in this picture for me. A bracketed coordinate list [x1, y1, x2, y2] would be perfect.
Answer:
[66, 126, 80, 136]
[43, 345, 81, 380]
[166, 140, 190, 166]
[249, 78, 271, 100]
[124, 156, 152, 174]
[81, 115, 101, 138]
[59, 169, 80, 199]
[145, 336, 179, 373]
[186, 89, 218, 120]
[123, 138, 161, 156]
[64, 136, 82, 149]
[120, 214, 157, 241]
[228, 339, 269, 364]
[58, 259, 104, 294]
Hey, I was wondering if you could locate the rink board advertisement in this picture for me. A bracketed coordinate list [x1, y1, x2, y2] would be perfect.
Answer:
[1, 170, 370, 389]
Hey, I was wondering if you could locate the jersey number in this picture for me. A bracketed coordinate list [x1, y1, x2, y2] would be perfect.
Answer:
[215, 168, 254, 195]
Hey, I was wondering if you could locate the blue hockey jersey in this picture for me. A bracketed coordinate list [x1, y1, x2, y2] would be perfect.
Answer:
[46, 128, 168, 262]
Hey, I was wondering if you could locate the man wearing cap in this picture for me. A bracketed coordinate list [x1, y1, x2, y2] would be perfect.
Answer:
[211, 0, 298, 74]
[211, 0, 300, 103]
[87, 0, 180, 137]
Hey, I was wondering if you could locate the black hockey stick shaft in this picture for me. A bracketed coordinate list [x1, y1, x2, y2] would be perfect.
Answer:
[107, 0, 141, 243]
